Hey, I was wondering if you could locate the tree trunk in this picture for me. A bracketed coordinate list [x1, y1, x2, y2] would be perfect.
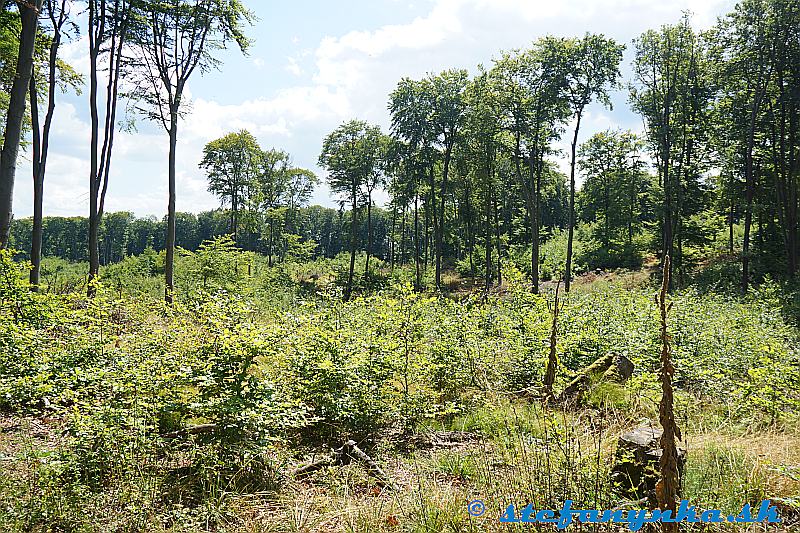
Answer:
[564, 110, 582, 292]
[29, 77, 43, 288]
[29, 16, 61, 289]
[662, 130, 674, 291]
[788, 100, 799, 276]
[493, 184, 502, 288]
[231, 190, 238, 244]
[414, 193, 421, 290]
[389, 203, 396, 271]
[465, 181, 475, 281]
[400, 203, 407, 265]
[603, 168, 610, 248]
[88, 207, 100, 295]
[424, 189, 431, 268]
[729, 191, 735, 255]
[484, 179, 491, 293]
[628, 163, 635, 246]
[532, 152, 543, 294]
[88, 26, 100, 295]
[742, 71, 767, 293]
[742, 151, 756, 294]
[267, 217, 274, 266]
[345, 190, 357, 301]
[436, 143, 454, 289]
[165, 114, 178, 303]
[89, 0, 126, 296]
[365, 191, 372, 279]
[513, 133, 536, 293]
[432, 159, 443, 289]
[0, 0, 43, 249]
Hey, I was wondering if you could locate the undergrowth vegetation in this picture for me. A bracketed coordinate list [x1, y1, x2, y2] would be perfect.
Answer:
[1, 244, 799, 531]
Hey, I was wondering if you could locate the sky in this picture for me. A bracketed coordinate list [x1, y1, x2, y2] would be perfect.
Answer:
[12, 0, 735, 219]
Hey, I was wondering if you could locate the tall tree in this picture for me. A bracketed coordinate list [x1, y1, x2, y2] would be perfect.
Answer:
[283, 166, 318, 234]
[492, 39, 569, 292]
[362, 131, 388, 278]
[632, 14, 712, 288]
[87, 0, 133, 295]
[29, 0, 78, 288]
[578, 131, 616, 249]
[255, 147, 290, 265]
[200, 129, 261, 244]
[318, 120, 383, 301]
[463, 68, 501, 291]
[251, 148, 316, 264]
[765, 0, 800, 279]
[128, 0, 252, 302]
[389, 78, 436, 288]
[561, 34, 624, 292]
[0, 6, 23, 118]
[711, 1, 773, 292]
[578, 130, 650, 259]
[384, 138, 425, 288]
[0, 0, 44, 249]
[426, 69, 468, 289]
[389, 70, 468, 289]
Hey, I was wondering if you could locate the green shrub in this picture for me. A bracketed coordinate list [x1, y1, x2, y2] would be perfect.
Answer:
[176, 235, 254, 295]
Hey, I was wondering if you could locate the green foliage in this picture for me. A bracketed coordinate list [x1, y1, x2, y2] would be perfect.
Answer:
[577, 129, 654, 269]
[101, 246, 162, 296]
[176, 235, 253, 294]
[283, 233, 316, 263]
[1, 247, 799, 530]
[0, 249, 41, 323]
[538, 227, 587, 280]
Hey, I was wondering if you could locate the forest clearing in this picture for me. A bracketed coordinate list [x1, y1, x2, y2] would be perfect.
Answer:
[2, 0, 800, 531]
[0, 249, 799, 531]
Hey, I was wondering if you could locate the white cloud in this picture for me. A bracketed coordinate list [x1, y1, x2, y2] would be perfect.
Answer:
[184, 86, 351, 140]
[285, 56, 303, 76]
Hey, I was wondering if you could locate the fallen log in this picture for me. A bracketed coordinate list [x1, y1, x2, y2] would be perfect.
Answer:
[407, 430, 483, 449]
[292, 440, 395, 489]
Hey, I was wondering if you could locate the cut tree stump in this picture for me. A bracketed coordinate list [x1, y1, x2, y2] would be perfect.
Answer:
[610, 426, 686, 500]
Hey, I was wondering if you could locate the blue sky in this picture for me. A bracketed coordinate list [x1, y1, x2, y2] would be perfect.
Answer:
[12, 0, 734, 219]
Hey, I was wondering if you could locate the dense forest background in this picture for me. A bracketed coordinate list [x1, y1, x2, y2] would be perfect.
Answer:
[4, 4, 798, 300]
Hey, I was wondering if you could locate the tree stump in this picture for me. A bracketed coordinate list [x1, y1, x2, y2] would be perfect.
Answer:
[611, 426, 686, 500]
[558, 352, 634, 402]
[602, 353, 634, 382]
